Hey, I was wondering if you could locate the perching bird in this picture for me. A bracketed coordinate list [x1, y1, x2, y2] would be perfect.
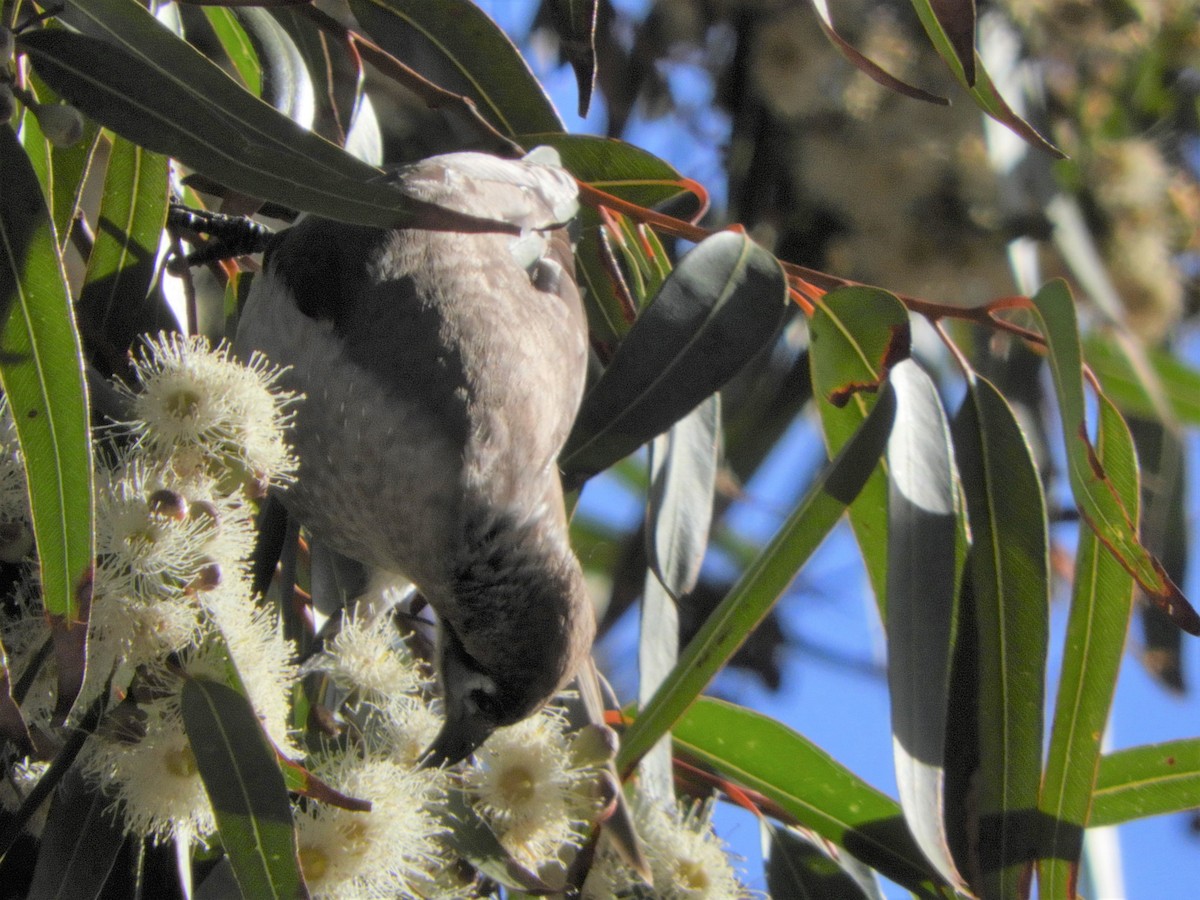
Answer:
[234, 148, 596, 765]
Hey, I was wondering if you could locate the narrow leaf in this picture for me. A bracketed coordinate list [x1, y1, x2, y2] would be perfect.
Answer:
[618, 381, 896, 774]
[1083, 331, 1200, 427]
[1037, 393, 1138, 896]
[809, 286, 911, 612]
[544, 0, 599, 117]
[23, 1, 492, 229]
[348, 0, 563, 138]
[203, 7, 263, 96]
[952, 373, 1048, 897]
[765, 824, 884, 900]
[562, 231, 787, 483]
[1028, 280, 1199, 632]
[673, 698, 947, 896]
[0, 637, 33, 757]
[27, 770, 125, 900]
[884, 359, 965, 890]
[926, 0, 976, 85]
[1090, 739, 1200, 827]
[808, 0, 948, 105]
[181, 677, 307, 900]
[0, 126, 94, 716]
[77, 137, 170, 362]
[910, 0, 1062, 156]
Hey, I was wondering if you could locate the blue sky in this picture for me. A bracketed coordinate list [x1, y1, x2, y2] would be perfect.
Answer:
[475, 2, 1200, 895]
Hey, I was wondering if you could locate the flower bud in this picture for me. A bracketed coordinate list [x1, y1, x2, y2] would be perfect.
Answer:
[0, 85, 13, 124]
[569, 723, 619, 767]
[0, 28, 13, 64]
[147, 488, 188, 520]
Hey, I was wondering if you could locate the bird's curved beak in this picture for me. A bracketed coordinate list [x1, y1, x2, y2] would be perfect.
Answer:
[419, 705, 495, 769]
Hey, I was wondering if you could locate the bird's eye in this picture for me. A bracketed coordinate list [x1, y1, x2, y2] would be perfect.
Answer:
[470, 687, 502, 720]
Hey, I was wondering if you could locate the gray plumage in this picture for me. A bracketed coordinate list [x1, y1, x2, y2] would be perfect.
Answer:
[234, 150, 595, 763]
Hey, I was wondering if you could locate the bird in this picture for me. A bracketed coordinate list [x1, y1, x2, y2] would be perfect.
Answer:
[233, 148, 596, 765]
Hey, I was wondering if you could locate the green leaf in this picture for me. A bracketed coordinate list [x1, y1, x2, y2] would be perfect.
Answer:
[1083, 331, 1200, 427]
[951, 373, 1048, 898]
[1090, 739, 1200, 827]
[1028, 280, 1199, 633]
[561, 231, 787, 484]
[348, 0, 563, 139]
[181, 677, 307, 900]
[1037, 393, 1138, 896]
[809, 286, 910, 612]
[617, 380, 896, 775]
[672, 698, 947, 896]
[884, 360, 965, 891]
[20, 1, 477, 228]
[543, 0, 599, 117]
[77, 137, 170, 362]
[27, 770, 125, 900]
[765, 824, 884, 900]
[910, 0, 1063, 157]
[0, 127, 94, 706]
[203, 7, 263, 97]
[438, 788, 556, 893]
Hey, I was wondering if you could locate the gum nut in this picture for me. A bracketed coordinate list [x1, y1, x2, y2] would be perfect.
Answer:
[35, 104, 84, 148]
[147, 489, 189, 520]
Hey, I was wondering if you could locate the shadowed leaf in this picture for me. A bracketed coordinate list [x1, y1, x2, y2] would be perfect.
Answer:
[544, 0, 599, 117]
[181, 677, 307, 900]
[27, 770, 125, 900]
[765, 824, 884, 900]
[561, 231, 786, 484]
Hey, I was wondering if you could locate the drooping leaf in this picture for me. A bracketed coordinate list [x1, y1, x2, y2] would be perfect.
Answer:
[544, 0, 599, 117]
[951, 373, 1048, 898]
[1028, 280, 1199, 633]
[925, 0, 977, 85]
[618, 381, 896, 775]
[765, 824, 885, 900]
[181, 677, 307, 900]
[236, 8, 315, 127]
[561, 231, 787, 484]
[27, 770, 125, 900]
[1090, 738, 1200, 827]
[77, 137, 170, 368]
[21, 1, 491, 229]
[1037, 393, 1138, 897]
[0, 126, 94, 719]
[438, 788, 557, 893]
[883, 359, 965, 891]
[809, 286, 910, 612]
[672, 698, 947, 897]
[1083, 331, 1200, 427]
[348, 0, 563, 138]
[203, 6, 263, 97]
[807, 0, 948, 105]
[911, 0, 1062, 157]
[638, 396, 720, 798]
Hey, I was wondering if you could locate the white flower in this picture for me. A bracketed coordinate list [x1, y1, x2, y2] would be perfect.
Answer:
[195, 582, 298, 751]
[583, 794, 749, 900]
[463, 706, 602, 868]
[124, 333, 297, 491]
[295, 751, 446, 899]
[315, 611, 427, 700]
[83, 700, 215, 846]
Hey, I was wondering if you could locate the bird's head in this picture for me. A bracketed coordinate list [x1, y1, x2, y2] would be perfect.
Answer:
[421, 533, 596, 767]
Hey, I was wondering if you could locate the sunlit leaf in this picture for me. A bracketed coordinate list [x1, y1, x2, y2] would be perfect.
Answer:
[0, 125, 94, 719]
[618, 383, 896, 774]
[809, 286, 910, 612]
[1028, 280, 1198, 633]
[1038, 393, 1138, 897]
[672, 698, 947, 897]
[1090, 738, 1200, 827]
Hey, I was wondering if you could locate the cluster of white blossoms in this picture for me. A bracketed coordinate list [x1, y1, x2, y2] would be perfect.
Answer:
[0, 333, 748, 898]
